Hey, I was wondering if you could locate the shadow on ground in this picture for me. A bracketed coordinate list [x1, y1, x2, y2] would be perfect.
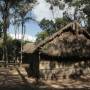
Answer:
[0, 67, 89, 90]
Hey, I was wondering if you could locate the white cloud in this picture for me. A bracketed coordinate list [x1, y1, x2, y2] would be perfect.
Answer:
[9, 33, 36, 42]
[32, 0, 64, 21]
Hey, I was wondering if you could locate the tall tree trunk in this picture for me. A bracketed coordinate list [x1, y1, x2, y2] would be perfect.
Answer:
[3, 1, 9, 67]
[87, 16, 90, 33]
[20, 17, 24, 65]
[3, 17, 8, 66]
[74, 7, 78, 21]
[28, 52, 40, 81]
[15, 26, 17, 39]
[18, 25, 19, 39]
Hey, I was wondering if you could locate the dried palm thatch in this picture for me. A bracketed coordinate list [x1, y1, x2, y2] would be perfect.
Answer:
[35, 21, 80, 50]
[23, 21, 90, 57]
[39, 22, 90, 58]
[35, 21, 90, 52]
[23, 43, 36, 53]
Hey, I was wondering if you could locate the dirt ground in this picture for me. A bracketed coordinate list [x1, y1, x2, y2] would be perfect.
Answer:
[0, 66, 90, 90]
[18, 65, 90, 90]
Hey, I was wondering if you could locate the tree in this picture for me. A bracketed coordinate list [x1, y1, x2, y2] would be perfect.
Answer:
[64, 0, 90, 32]
[55, 17, 71, 30]
[46, 0, 90, 32]
[36, 31, 48, 44]
[0, 0, 36, 66]
[39, 18, 55, 35]
[46, 0, 65, 10]
[63, 0, 90, 32]
[0, 22, 3, 37]
[13, 2, 37, 64]
[36, 17, 71, 44]
[83, 2, 90, 31]
[14, 12, 30, 64]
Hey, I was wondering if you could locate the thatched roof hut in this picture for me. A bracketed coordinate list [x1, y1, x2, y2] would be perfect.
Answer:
[39, 21, 90, 58]
[23, 22, 90, 78]
[23, 21, 90, 59]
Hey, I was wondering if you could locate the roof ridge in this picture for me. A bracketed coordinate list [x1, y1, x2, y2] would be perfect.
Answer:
[35, 21, 80, 50]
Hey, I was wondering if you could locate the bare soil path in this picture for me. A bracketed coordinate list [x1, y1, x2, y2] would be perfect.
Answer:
[0, 66, 90, 90]
[0, 66, 53, 90]
[0, 66, 32, 90]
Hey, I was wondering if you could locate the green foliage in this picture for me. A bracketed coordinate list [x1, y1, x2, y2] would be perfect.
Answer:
[46, 0, 65, 10]
[83, 5, 90, 15]
[64, 0, 90, 32]
[64, 0, 90, 9]
[46, 0, 60, 6]
[0, 0, 37, 61]
[36, 31, 48, 44]
[64, 0, 82, 7]
[40, 17, 71, 32]
[46, 0, 90, 32]
[0, 22, 3, 37]
[55, 18, 70, 30]
[0, 0, 37, 39]
[36, 17, 71, 44]
[39, 18, 55, 35]
[0, 33, 13, 48]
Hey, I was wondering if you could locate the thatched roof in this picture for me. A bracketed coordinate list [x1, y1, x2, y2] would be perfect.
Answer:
[35, 21, 90, 51]
[23, 21, 90, 56]
[39, 21, 90, 57]
[23, 43, 36, 53]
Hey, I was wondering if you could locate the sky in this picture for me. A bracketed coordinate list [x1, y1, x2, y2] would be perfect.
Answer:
[9, 0, 65, 42]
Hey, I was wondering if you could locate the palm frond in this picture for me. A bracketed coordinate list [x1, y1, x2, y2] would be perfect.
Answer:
[13, 16, 38, 25]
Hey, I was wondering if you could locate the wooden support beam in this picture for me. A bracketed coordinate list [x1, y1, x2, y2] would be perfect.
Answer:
[28, 51, 40, 80]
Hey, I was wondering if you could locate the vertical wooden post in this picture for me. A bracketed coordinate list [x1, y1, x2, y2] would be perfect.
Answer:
[34, 51, 40, 81]
[28, 51, 40, 80]
[76, 22, 79, 35]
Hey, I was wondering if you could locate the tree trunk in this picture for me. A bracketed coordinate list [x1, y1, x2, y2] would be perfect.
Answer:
[74, 7, 78, 21]
[28, 52, 40, 81]
[3, 1, 9, 67]
[18, 24, 19, 39]
[87, 16, 90, 33]
[3, 17, 8, 66]
[20, 17, 24, 65]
